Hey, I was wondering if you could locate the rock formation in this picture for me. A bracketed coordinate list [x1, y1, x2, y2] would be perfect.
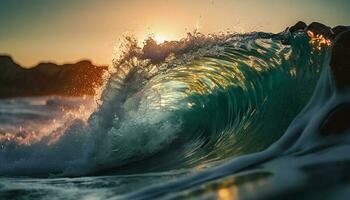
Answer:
[0, 55, 108, 98]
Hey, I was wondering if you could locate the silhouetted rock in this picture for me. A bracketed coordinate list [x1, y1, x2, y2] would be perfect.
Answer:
[319, 29, 350, 136]
[0, 55, 15, 65]
[0, 55, 25, 82]
[289, 21, 307, 33]
[320, 103, 350, 136]
[0, 55, 108, 98]
[330, 30, 350, 88]
[307, 22, 333, 39]
[332, 26, 350, 38]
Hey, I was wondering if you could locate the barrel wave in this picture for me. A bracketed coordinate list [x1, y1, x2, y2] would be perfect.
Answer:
[0, 30, 329, 178]
[88, 31, 328, 173]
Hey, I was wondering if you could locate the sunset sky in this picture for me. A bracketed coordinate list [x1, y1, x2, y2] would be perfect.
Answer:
[0, 0, 349, 67]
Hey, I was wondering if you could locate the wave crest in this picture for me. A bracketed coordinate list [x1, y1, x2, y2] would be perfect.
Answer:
[0, 31, 330, 176]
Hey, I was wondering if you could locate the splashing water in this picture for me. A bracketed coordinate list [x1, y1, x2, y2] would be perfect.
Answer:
[1, 29, 347, 200]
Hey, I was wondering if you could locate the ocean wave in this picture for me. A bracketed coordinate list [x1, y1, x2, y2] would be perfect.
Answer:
[0, 30, 329, 177]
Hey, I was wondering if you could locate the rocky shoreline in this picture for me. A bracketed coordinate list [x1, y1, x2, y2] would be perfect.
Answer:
[0, 56, 107, 98]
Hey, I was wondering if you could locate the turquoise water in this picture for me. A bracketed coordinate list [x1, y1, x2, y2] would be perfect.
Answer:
[1, 31, 349, 200]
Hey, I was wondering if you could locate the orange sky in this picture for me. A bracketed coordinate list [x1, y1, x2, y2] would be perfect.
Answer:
[0, 0, 349, 67]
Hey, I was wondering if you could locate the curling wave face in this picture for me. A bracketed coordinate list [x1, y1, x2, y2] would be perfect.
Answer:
[0, 30, 327, 176]
[88, 31, 328, 174]
[0, 31, 328, 178]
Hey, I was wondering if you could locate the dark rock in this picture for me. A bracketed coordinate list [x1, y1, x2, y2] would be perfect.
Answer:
[332, 26, 350, 38]
[320, 104, 350, 135]
[307, 22, 333, 39]
[289, 21, 307, 33]
[0, 55, 108, 98]
[0, 55, 15, 65]
[35, 62, 61, 76]
[330, 30, 350, 87]
[0, 55, 25, 82]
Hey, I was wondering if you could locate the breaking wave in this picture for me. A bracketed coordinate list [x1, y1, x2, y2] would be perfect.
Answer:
[0, 30, 330, 177]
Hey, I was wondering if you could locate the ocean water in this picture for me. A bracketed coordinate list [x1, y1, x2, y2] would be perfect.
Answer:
[1, 31, 349, 200]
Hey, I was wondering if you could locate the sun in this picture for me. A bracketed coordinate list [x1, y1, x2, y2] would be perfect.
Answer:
[154, 35, 168, 44]
[138, 32, 176, 46]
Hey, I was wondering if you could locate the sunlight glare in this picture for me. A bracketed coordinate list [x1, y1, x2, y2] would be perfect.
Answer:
[154, 34, 168, 44]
